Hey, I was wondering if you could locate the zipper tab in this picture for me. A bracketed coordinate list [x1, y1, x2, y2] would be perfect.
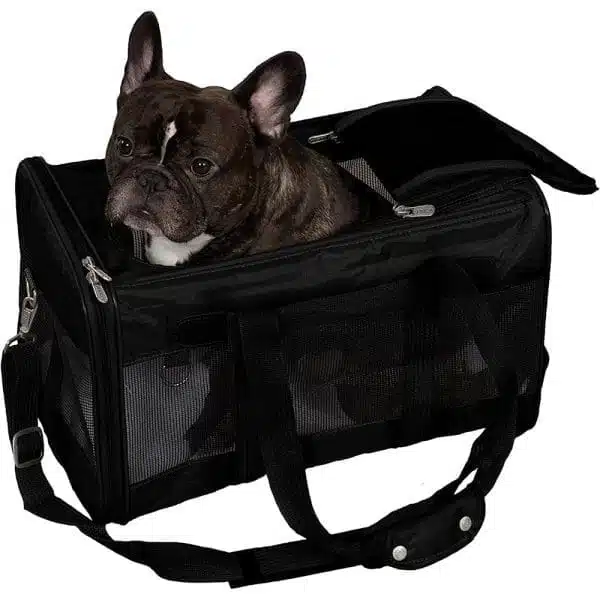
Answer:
[307, 130, 341, 145]
[24, 268, 37, 302]
[4, 269, 39, 352]
[82, 256, 112, 304]
[19, 296, 38, 335]
[392, 203, 436, 219]
[18, 268, 38, 335]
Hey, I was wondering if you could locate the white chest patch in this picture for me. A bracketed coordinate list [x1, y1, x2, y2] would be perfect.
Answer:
[146, 233, 215, 266]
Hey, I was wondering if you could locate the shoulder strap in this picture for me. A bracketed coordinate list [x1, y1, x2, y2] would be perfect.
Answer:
[3, 258, 520, 587]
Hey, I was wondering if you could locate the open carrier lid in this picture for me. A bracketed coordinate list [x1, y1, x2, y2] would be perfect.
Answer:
[297, 85, 597, 200]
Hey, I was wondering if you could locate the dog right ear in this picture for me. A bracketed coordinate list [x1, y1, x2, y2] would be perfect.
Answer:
[234, 51, 306, 142]
[118, 12, 166, 107]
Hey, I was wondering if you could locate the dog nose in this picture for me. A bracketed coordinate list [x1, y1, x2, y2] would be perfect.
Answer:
[138, 171, 168, 193]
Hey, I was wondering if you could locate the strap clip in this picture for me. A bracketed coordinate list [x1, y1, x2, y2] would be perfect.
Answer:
[3, 271, 38, 355]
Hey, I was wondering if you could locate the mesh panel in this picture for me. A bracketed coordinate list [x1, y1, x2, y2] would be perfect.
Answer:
[338, 157, 395, 203]
[282, 278, 545, 436]
[30, 292, 55, 385]
[51, 311, 96, 461]
[131, 230, 146, 261]
[123, 343, 235, 484]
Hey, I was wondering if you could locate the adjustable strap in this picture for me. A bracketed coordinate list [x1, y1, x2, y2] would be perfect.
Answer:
[2, 257, 517, 587]
[2, 338, 484, 585]
[237, 258, 519, 584]
[3, 338, 245, 583]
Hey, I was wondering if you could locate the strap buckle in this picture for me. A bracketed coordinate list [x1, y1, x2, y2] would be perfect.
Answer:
[12, 426, 44, 469]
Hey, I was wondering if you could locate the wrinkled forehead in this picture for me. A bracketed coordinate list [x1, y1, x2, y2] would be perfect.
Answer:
[116, 82, 251, 156]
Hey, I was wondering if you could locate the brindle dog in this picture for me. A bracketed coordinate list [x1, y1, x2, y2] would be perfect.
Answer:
[105, 11, 359, 266]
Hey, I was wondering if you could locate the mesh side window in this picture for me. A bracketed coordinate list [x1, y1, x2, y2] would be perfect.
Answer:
[281, 278, 545, 437]
[49, 311, 96, 462]
[123, 343, 235, 484]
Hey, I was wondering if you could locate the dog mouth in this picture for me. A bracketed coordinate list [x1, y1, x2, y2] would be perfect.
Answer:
[122, 207, 163, 236]
[107, 176, 208, 243]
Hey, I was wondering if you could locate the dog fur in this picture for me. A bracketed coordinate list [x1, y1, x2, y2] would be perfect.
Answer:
[105, 12, 359, 266]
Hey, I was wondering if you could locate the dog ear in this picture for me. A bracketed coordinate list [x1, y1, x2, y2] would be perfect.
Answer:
[118, 12, 166, 106]
[233, 51, 306, 141]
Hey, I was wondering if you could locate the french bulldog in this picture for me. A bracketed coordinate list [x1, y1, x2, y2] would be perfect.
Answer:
[105, 12, 359, 266]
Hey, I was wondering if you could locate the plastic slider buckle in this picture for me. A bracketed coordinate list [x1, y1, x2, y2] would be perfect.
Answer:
[12, 426, 44, 469]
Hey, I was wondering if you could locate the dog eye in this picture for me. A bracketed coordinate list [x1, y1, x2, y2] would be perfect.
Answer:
[191, 158, 215, 178]
[116, 136, 133, 157]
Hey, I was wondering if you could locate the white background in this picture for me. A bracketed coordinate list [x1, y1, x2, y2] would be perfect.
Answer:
[0, 1, 598, 598]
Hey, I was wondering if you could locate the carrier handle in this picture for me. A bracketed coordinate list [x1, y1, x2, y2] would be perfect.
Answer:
[2, 257, 517, 587]
[235, 256, 519, 585]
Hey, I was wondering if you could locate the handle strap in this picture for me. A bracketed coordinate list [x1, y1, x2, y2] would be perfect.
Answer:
[236, 257, 519, 583]
[2, 258, 517, 587]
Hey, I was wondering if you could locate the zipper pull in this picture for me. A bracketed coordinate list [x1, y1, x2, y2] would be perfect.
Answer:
[307, 130, 341, 145]
[392, 203, 436, 218]
[19, 268, 38, 335]
[19, 296, 38, 335]
[82, 256, 112, 304]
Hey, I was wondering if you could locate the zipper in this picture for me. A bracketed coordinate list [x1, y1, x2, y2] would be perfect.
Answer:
[115, 175, 533, 289]
[82, 256, 113, 304]
[20, 268, 38, 334]
[116, 190, 528, 290]
[307, 130, 340, 145]
[4, 267, 39, 353]
[306, 95, 459, 145]
[415, 176, 526, 215]
[392, 203, 436, 218]
[22, 158, 128, 522]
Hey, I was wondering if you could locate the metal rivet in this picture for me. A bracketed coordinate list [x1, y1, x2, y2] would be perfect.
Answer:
[392, 545, 408, 562]
[459, 516, 473, 532]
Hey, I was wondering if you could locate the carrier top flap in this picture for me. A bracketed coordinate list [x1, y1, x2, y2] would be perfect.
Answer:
[328, 87, 597, 196]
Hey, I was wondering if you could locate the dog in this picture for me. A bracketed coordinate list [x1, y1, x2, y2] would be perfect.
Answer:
[105, 12, 359, 266]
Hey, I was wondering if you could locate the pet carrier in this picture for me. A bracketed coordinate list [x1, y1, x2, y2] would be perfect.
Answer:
[3, 86, 596, 586]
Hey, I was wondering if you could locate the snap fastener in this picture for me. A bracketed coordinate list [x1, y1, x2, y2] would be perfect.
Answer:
[392, 545, 408, 562]
[459, 516, 473, 532]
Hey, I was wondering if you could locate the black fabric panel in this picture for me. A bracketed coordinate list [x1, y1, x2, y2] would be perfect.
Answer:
[332, 95, 597, 195]
[14, 163, 105, 518]
[15, 162, 91, 354]
[127, 452, 241, 523]
[115, 177, 544, 363]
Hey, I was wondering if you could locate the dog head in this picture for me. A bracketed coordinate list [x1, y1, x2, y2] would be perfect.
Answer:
[105, 12, 306, 251]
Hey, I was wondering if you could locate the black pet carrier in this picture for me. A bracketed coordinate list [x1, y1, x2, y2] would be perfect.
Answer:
[3, 87, 596, 586]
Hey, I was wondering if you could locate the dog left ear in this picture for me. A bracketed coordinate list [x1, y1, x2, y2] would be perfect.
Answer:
[118, 12, 168, 107]
[234, 51, 306, 141]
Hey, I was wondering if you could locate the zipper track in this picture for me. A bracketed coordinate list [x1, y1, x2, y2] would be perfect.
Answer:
[116, 186, 529, 289]
[21, 159, 128, 521]
[423, 176, 527, 213]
